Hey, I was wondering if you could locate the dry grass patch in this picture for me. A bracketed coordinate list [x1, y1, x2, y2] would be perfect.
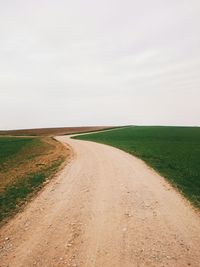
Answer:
[0, 136, 72, 223]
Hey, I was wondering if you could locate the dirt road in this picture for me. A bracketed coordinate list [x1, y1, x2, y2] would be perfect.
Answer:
[0, 136, 200, 267]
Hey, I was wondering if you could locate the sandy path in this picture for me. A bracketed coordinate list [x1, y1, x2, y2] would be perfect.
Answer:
[0, 136, 200, 267]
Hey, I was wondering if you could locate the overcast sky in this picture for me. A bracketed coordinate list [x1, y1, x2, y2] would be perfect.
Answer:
[0, 0, 200, 129]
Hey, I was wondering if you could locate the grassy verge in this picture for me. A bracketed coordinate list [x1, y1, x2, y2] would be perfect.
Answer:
[0, 136, 68, 223]
[0, 159, 63, 222]
[74, 126, 200, 208]
[0, 137, 38, 164]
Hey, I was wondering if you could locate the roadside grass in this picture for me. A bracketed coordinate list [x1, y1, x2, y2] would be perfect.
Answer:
[0, 137, 55, 190]
[0, 159, 62, 222]
[74, 126, 200, 208]
[0, 136, 68, 223]
[0, 137, 36, 165]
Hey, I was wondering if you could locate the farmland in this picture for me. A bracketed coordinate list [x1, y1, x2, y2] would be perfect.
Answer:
[1, 128, 200, 266]
[0, 126, 112, 136]
[74, 126, 200, 208]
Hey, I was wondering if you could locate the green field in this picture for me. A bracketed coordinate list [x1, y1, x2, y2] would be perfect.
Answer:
[0, 136, 66, 223]
[74, 126, 200, 208]
[0, 137, 44, 166]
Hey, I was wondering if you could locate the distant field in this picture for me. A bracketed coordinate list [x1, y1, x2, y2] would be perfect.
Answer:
[0, 126, 112, 136]
[0, 136, 70, 223]
[74, 126, 200, 208]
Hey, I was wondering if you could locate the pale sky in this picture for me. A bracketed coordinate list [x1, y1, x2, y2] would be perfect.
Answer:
[0, 0, 200, 129]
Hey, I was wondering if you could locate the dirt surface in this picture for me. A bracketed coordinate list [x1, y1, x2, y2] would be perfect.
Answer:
[0, 136, 200, 267]
[0, 126, 113, 136]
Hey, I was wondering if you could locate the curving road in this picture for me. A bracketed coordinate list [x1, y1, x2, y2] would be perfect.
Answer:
[0, 136, 200, 267]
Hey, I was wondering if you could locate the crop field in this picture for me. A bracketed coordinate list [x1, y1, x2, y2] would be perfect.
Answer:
[0, 126, 112, 136]
[0, 136, 69, 223]
[74, 126, 200, 208]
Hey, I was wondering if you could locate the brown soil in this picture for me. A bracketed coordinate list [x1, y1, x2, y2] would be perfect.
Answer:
[0, 126, 113, 136]
[0, 136, 200, 267]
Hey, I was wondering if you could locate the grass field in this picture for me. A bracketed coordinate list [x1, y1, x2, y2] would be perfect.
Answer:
[0, 136, 69, 223]
[0, 137, 45, 167]
[74, 126, 200, 208]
